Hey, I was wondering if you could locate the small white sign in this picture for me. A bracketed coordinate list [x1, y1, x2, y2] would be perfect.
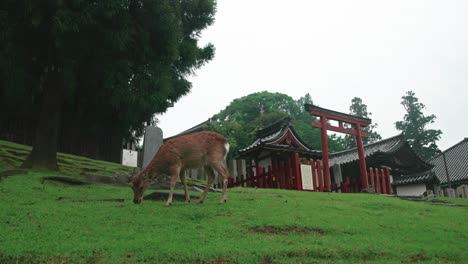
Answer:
[301, 164, 314, 190]
[122, 149, 138, 167]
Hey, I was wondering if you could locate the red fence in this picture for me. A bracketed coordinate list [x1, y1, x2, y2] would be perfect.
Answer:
[368, 167, 393, 194]
[225, 158, 393, 195]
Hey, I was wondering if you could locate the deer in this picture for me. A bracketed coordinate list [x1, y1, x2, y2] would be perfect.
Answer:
[130, 131, 230, 206]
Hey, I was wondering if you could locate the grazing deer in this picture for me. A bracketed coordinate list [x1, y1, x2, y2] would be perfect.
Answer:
[131, 131, 230, 206]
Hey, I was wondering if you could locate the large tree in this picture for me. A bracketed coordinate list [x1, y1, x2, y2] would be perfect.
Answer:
[0, 0, 216, 170]
[207, 91, 344, 158]
[342, 97, 382, 149]
[395, 91, 442, 160]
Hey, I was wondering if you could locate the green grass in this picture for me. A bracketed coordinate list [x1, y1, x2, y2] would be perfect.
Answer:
[1, 141, 468, 263]
[436, 197, 468, 207]
[1, 173, 468, 263]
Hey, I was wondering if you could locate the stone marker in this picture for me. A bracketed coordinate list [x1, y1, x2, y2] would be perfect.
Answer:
[142, 126, 163, 169]
[237, 159, 247, 187]
[333, 164, 343, 192]
[122, 149, 138, 167]
[230, 160, 238, 179]
[300, 164, 313, 191]
[426, 190, 434, 196]
[438, 189, 444, 197]
[445, 188, 456, 198]
[463, 185, 468, 199]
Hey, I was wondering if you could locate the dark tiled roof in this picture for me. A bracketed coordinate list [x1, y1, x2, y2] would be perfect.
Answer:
[392, 170, 439, 186]
[163, 119, 211, 142]
[330, 134, 401, 165]
[429, 138, 468, 185]
[329, 134, 433, 173]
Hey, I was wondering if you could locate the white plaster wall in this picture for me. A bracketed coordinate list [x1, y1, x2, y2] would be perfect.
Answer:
[396, 184, 427, 196]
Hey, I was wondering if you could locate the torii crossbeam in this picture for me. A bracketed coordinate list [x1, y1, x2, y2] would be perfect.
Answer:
[304, 104, 372, 191]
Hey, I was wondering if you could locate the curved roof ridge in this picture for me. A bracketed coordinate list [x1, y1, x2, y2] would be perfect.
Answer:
[255, 116, 291, 139]
[239, 117, 315, 154]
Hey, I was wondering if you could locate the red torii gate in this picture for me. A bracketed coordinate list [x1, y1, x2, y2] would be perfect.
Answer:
[304, 104, 372, 191]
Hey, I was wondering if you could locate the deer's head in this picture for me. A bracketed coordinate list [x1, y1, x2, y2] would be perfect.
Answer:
[130, 174, 148, 204]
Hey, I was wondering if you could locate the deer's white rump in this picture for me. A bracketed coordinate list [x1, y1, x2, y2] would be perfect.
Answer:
[131, 131, 230, 206]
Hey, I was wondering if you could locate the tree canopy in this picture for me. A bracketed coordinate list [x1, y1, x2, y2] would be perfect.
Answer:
[0, 0, 217, 169]
[395, 91, 442, 160]
[342, 97, 382, 149]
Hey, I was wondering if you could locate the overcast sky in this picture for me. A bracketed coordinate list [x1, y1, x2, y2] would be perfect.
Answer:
[158, 0, 468, 151]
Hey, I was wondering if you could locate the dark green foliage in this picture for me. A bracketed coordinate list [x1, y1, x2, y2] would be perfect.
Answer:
[395, 91, 442, 160]
[342, 97, 382, 149]
[208, 91, 344, 158]
[0, 0, 217, 169]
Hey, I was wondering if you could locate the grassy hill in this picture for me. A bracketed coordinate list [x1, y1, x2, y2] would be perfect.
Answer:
[1, 141, 468, 263]
[0, 140, 133, 176]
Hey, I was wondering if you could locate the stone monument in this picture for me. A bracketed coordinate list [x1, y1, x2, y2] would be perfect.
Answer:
[142, 126, 163, 169]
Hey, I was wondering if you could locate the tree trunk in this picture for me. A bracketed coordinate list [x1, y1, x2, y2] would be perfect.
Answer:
[22, 66, 64, 170]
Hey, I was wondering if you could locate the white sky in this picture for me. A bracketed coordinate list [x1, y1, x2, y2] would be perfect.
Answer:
[158, 0, 468, 151]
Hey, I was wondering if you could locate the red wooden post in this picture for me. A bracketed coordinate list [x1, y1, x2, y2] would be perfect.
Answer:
[375, 168, 381, 193]
[285, 157, 290, 190]
[310, 159, 318, 191]
[380, 168, 387, 194]
[344, 176, 350, 193]
[266, 166, 272, 188]
[256, 165, 262, 188]
[384, 167, 392, 194]
[317, 160, 324, 192]
[320, 116, 332, 192]
[351, 178, 357, 193]
[285, 157, 290, 189]
[355, 124, 369, 191]
[279, 161, 285, 189]
[369, 167, 375, 190]
[265, 167, 269, 188]
[272, 159, 278, 188]
[293, 153, 302, 191]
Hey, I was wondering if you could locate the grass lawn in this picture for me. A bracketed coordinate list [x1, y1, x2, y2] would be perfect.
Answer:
[1, 141, 468, 263]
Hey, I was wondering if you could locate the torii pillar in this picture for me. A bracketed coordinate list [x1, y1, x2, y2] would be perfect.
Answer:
[304, 104, 372, 191]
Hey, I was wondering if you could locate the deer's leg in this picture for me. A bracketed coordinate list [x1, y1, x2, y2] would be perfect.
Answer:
[198, 166, 215, 204]
[212, 162, 230, 203]
[180, 172, 190, 204]
[166, 166, 181, 206]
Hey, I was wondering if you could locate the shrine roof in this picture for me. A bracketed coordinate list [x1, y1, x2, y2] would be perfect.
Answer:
[329, 134, 433, 174]
[238, 117, 320, 157]
[429, 138, 468, 185]
[392, 170, 439, 186]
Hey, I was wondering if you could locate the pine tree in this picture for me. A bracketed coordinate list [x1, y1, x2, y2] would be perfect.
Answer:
[395, 91, 442, 160]
[342, 97, 382, 149]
